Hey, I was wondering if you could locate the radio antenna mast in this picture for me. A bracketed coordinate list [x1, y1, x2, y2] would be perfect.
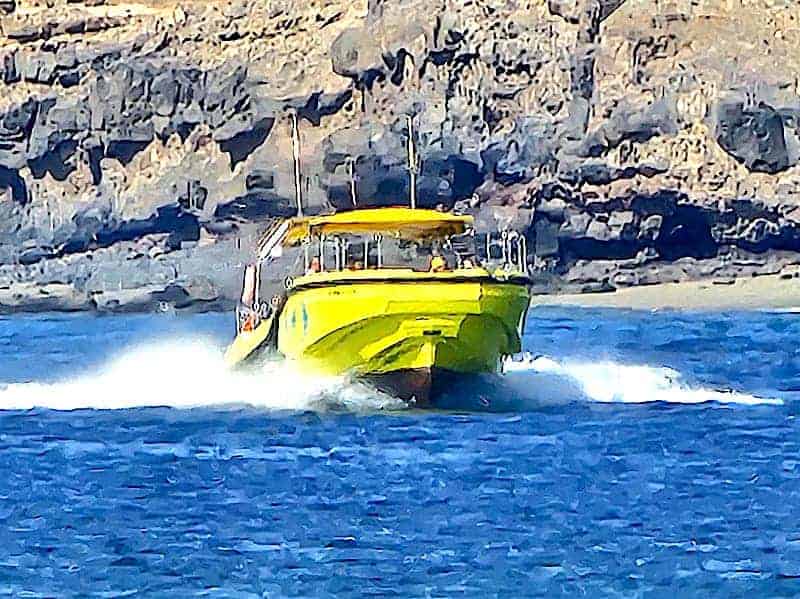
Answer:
[347, 156, 357, 207]
[406, 114, 417, 209]
[290, 110, 303, 217]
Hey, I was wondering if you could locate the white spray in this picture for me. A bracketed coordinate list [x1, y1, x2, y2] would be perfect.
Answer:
[0, 338, 405, 412]
[0, 341, 781, 411]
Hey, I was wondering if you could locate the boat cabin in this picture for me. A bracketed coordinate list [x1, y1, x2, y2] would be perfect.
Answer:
[286, 208, 474, 275]
[281, 207, 525, 275]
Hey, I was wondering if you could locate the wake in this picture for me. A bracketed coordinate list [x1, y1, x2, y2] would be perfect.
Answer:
[500, 354, 782, 406]
[0, 341, 782, 412]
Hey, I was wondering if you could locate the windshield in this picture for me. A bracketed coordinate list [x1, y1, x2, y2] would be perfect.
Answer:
[296, 233, 480, 274]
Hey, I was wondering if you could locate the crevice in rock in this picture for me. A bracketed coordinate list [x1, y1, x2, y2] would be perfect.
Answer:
[0, 165, 27, 204]
[56, 206, 201, 261]
[86, 145, 104, 185]
[218, 117, 274, 169]
[561, 237, 640, 261]
[214, 191, 297, 221]
[654, 205, 716, 260]
[297, 89, 354, 126]
[175, 122, 198, 143]
[28, 139, 78, 181]
[105, 139, 151, 165]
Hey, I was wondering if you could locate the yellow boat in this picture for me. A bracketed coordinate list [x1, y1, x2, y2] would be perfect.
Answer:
[224, 207, 530, 405]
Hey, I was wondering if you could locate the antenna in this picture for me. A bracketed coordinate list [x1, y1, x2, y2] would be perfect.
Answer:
[406, 114, 417, 209]
[347, 156, 357, 207]
[290, 110, 303, 217]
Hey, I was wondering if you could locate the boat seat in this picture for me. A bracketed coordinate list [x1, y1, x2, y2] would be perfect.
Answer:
[448, 232, 476, 266]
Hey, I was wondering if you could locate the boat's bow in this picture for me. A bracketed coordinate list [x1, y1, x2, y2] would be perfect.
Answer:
[277, 268, 529, 378]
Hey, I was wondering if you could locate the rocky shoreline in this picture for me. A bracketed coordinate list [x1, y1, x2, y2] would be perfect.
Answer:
[538, 267, 800, 311]
[0, 0, 799, 313]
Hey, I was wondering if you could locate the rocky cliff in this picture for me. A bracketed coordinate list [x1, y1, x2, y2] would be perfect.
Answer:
[0, 0, 799, 311]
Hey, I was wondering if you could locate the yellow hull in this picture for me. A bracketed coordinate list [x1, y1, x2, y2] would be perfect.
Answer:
[276, 279, 529, 377]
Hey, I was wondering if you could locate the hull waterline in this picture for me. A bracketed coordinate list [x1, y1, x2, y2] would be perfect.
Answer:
[362, 368, 434, 406]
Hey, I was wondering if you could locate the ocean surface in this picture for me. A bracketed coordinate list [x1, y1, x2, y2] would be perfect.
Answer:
[0, 307, 800, 597]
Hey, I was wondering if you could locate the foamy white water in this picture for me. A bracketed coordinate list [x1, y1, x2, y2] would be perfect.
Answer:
[0, 339, 405, 412]
[502, 354, 783, 406]
[0, 338, 781, 411]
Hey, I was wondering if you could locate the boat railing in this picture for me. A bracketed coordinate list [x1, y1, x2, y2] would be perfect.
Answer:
[480, 230, 528, 274]
[288, 229, 529, 280]
[257, 219, 291, 262]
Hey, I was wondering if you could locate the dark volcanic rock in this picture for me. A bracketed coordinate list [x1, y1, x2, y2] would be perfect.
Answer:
[483, 117, 558, 185]
[715, 101, 793, 174]
[0, 0, 798, 312]
[581, 98, 678, 158]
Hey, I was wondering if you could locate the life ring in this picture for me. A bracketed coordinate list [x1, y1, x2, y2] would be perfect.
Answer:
[242, 313, 256, 332]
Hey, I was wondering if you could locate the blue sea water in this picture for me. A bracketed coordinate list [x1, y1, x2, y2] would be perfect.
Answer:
[1, 307, 800, 596]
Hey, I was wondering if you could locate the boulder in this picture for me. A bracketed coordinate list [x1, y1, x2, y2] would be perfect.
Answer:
[715, 101, 792, 174]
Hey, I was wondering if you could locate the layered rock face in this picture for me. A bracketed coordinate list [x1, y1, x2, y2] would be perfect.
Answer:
[0, 0, 798, 310]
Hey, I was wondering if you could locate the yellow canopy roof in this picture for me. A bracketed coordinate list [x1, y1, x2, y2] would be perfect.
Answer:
[282, 207, 473, 245]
